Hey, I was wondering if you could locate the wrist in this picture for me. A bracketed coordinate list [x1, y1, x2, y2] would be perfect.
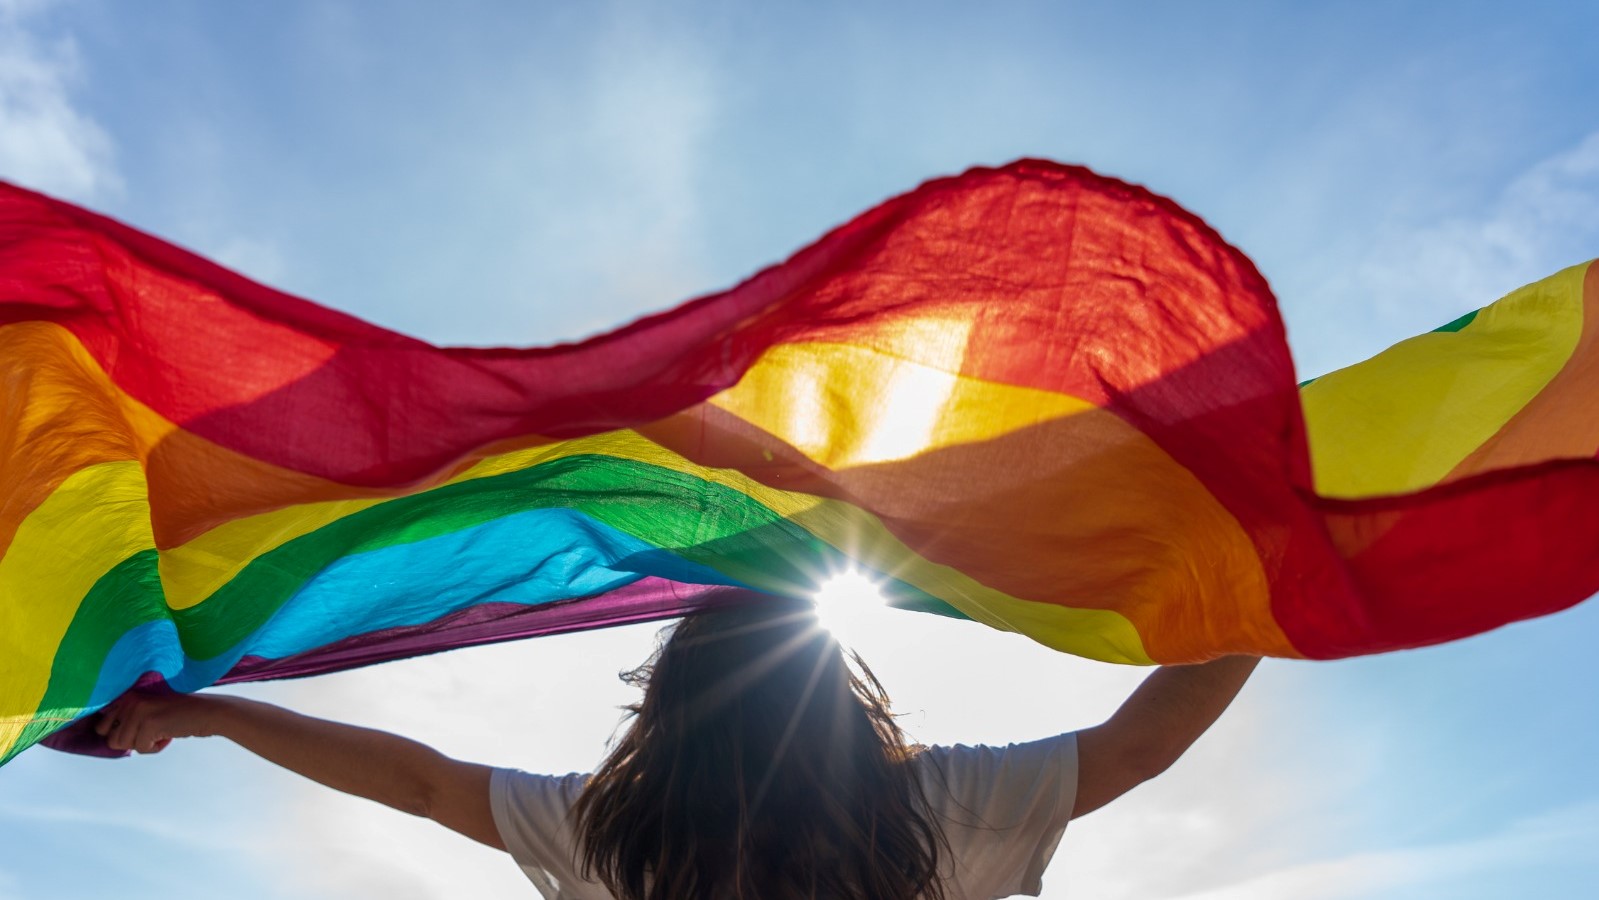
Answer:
[196, 694, 253, 738]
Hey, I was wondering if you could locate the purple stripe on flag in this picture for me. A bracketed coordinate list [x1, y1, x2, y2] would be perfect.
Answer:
[44, 579, 775, 759]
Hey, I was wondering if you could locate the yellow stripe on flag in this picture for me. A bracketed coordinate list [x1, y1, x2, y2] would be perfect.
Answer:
[1303, 263, 1589, 498]
[0, 462, 153, 759]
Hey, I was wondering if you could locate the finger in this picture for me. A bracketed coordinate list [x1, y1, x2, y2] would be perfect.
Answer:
[94, 697, 130, 736]
[135, 731, 165, 754]
[108, 710, 141, 751]
[106, 721, 128, 751]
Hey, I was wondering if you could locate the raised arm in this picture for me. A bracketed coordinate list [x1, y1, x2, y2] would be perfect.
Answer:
[95, 692, 505, 849]
[1070, 656, 1260, 819]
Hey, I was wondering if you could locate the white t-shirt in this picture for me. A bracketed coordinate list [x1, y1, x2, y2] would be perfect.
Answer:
[490, 732, 1078, 900]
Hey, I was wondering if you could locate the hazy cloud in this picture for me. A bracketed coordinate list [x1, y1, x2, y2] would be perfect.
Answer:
[1051, 672, 1371, 900]
[1298, 129, 1599, 374]
[0, 0, 118, 200]
[1358, 130, 1599, 320]
[495, 7, 722, 344]
[1163, 799, 1599, 900]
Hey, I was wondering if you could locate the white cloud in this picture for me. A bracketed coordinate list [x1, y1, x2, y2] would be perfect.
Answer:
[1041, 668, 1373, 900]
[1297, 129, 1599, 374]
[1358, 130, 1599, 321]
[1162, 799, 1599, 900]
[0, 0, 118, 201]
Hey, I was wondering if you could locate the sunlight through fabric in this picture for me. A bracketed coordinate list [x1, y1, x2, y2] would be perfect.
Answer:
[3, 162, 1599, 764]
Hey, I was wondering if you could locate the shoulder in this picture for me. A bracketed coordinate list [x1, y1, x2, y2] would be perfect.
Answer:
[489, 769, 601, 896]
[491, 769, 591, 839]
[910, 734, 1079, 899]
[492, 768, 590, 806]
[913, 732, 1079, 818]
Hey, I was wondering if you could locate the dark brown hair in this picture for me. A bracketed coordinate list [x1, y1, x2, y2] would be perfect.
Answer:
[571, 600, 948, 899]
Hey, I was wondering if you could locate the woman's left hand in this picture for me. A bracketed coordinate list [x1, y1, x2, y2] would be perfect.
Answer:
[93, 692, 226, 754]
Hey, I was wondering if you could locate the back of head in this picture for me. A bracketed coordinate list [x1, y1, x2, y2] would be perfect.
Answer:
[572, 600, 947, 900]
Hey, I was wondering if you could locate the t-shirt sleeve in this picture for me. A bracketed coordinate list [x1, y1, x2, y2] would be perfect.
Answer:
[917, 732, 1079, 899]
[490, 768, 606, 899]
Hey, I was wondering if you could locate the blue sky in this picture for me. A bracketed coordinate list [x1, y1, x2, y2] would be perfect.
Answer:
[2, 1, 1597, 897]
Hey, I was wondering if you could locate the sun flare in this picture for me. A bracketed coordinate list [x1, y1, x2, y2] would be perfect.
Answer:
[812, 569, 888, 644]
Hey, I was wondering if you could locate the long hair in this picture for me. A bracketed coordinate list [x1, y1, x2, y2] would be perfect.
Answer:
[571, 600, 948, 900]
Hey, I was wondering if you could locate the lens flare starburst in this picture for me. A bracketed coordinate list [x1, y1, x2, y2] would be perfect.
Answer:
[812, 569, 887, 645]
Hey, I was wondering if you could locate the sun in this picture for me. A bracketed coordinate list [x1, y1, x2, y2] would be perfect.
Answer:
[812, 568, 888, 644]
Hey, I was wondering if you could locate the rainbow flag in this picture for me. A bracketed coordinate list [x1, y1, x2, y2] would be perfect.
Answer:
[2, 161, 1596, 764]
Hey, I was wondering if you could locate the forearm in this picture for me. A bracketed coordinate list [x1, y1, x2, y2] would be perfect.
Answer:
[203, 696, 449, 817]
[1115, 655, 1259, 775]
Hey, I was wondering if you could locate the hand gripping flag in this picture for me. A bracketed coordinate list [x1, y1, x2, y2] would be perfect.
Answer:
[2, 160, 1595, 763]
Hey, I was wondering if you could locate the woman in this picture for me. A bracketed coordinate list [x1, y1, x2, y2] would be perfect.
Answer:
[96, 601, 1257, 899]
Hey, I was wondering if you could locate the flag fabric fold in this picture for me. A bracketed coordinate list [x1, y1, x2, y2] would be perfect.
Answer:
[1, 160, 1594, 764]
